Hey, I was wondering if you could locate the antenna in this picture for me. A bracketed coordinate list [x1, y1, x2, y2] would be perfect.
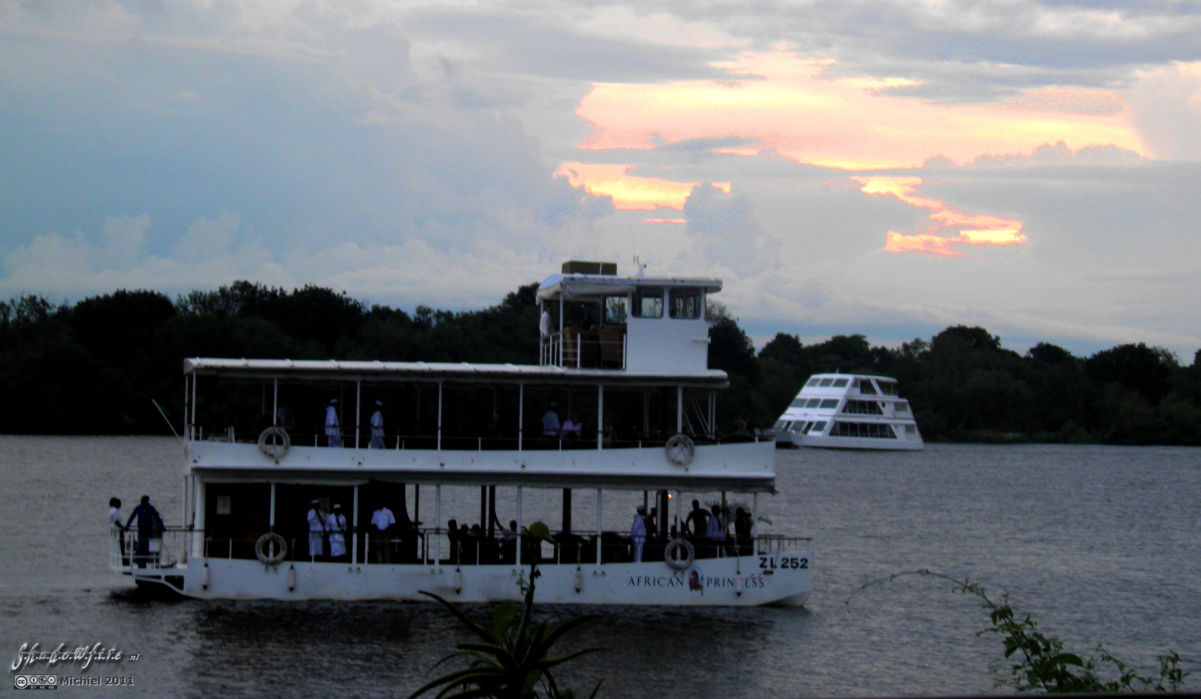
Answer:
[633, 255, 647, 278]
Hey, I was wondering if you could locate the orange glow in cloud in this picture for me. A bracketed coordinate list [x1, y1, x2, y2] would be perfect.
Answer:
[642, 218, 687, 225]
[855, 176, 1027, 257]
[574, 49, 1148, 171]
[556, 162, 730, 211]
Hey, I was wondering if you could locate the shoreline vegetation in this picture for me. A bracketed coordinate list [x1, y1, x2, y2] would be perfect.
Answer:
[3, 281, 1201, 445]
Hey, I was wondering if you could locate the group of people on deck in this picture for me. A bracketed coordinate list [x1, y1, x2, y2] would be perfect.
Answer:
[305, 500, 350, 560]
[108, 495, 166, 568]
[304, 500, 417, 563]
[628, 499, 754, 562]
[318, 399, 386, 448]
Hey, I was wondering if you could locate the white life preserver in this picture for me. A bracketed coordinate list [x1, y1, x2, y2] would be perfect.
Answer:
[664, 433, 695, 466]
[255, 532, 288, 566]
[258, 426, 290, 460]
[664, 537, 695, 571]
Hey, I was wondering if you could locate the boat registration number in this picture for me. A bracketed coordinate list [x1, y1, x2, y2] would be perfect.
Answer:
[759, 555, 808, 571]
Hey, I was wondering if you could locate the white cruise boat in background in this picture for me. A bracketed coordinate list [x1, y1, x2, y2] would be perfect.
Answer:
[111, 261, 811, 607]
[773, 373, 923, 451]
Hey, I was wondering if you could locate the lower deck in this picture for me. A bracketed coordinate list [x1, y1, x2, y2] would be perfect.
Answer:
[112, 528, 811, 606]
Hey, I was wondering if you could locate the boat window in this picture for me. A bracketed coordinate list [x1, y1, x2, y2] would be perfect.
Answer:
[905, 425, 916, 434]
[818, 378, 834, 387]
[858, 379, 877, 394]
[632, 288, 664, 318]
[604, 296, 628, 324]
[791, 398, 806, 408]
[832, 378, 849, 387]
[879, 381, 898, 396]
[819, 399, 838, 409]
[830, 421, 898, 439]
[804, 398, 820, 408]
[668, 288, 702, 319]
[811, 421, 826, 433]
[843, 400, 884, 415]
[896, 401, 910, 414]
[806, 377, 820, 386]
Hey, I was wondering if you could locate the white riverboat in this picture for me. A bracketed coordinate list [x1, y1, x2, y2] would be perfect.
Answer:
[773, 373, 923, 451]
[111, 262, 811, 606]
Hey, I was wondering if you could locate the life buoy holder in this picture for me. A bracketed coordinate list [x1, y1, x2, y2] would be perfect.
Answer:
[258, 426, 290, 460]
[664, 537, 695, 571]
[255, 532, 287, 566]
[664, 433, 695, 466]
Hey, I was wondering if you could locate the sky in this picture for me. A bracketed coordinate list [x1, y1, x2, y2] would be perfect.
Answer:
[3, 1, 1201, 361]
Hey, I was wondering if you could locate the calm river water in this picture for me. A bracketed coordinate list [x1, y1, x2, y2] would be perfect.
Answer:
[1, 436, 1198, 696]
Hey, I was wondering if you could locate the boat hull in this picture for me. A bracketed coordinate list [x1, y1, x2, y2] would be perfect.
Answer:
[128, 554, 811, 607]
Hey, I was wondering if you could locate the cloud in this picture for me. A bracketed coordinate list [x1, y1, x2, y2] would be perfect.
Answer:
[574, 48, 1148, 171]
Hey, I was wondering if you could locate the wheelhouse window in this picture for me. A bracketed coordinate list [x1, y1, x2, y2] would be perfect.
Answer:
[632, 288, 664, 318]
[668, 288, 702, 319]
[604, 296, 628, 324]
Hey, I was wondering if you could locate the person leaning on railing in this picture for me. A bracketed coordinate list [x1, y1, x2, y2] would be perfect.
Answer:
[125, 495, 165, 568]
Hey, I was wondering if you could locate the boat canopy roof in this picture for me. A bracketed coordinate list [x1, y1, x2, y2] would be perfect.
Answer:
[536, 272, 722, 304]
[183, 357, 728, 388]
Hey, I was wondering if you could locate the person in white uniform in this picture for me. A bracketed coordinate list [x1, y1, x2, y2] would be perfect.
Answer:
[326, 504, 347, 560]
[630, 505, 647, 562]
[109, 497, 126, 564]
[307, 500, 325, 559]
[369, 400, 385, 449]
[324, 399, 342, 447]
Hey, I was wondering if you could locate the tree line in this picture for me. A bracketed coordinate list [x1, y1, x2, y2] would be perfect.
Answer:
[3, 281, 1200, 444]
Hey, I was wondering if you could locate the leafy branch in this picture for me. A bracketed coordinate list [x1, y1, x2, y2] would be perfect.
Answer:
[849, 568, 1190, 693]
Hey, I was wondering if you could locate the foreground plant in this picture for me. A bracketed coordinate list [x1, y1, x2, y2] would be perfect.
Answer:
[851, 569, 1190, 693]
[411, 522, 604, 699]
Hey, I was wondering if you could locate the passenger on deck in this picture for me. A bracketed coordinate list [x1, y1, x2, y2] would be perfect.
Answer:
[369, 401, 385, 449]
[706, 505, 727, 557]
[685, 500, 709, 539]
[630, 506, 647, 562]
[325, 400, 342, 447]
[327, 504, 347, 560]
[125, 495, 165, 568]
[109, 497, 126, 564]
[735, 507, 753, 555]
[446, 519, 460, 564]
[371, 503, 395, 563]
[561, 414, 582, 439]
[501, 520, 518, 563]
[307, 499, 325, 559]
[542, 403, 561, 437]
[539, 308, 552, 338]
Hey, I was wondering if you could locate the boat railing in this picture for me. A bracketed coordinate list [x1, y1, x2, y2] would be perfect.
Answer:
[192, 425, 762, 452]
[109, 526, 190, 573]
[163, 527, 799, 568]
[754, 534, 813, 556]
[539, 327, 626, 370]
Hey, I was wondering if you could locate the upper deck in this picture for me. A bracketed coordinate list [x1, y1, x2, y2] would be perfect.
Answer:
[536, 262, 720, 375]
[180, 263, 772, 491]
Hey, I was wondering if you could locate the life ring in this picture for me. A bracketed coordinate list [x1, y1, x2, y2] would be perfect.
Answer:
[664, 537, 695, 571]
[258, 426, 290, 460]
[255, 532, 287, 566]
[664, 433, 695, 466]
